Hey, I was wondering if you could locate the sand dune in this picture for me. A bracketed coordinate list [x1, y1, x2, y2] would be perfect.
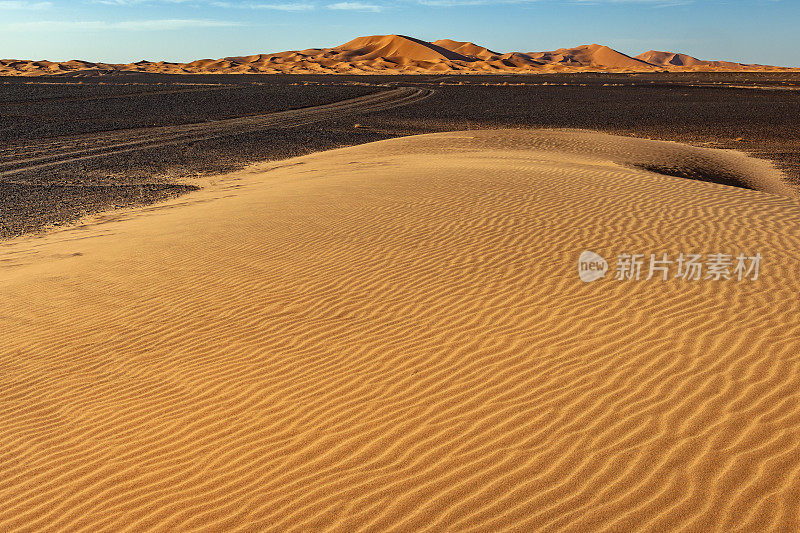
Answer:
[432, 39, 500, 60]
[337, 35, 473, 62]
[1, 130, 799, 530]
[635, 50, 754, 70]
[1, 35, 794, 76]
[526, 44, 655, 70]
[637, 50, 709, 67]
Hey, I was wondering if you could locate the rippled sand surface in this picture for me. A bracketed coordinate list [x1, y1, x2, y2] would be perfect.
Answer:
[1, 130, 799, 531]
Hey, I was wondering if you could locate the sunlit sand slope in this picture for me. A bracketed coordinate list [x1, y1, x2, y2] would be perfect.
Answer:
[1, 130, 800, 531]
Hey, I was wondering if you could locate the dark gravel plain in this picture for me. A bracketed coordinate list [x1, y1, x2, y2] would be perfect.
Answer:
[2, 72, 799, 238]
[0, 77, 381, 140]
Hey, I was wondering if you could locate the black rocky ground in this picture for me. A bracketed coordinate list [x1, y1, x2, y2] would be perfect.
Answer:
[2, 72, 799, 238]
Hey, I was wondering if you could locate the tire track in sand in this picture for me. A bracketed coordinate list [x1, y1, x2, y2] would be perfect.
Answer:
[0, 87, 432, 179]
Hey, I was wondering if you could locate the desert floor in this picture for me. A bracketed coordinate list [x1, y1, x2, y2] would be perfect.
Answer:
[3, 73, 800, 238]
[1, 130, 799, 531]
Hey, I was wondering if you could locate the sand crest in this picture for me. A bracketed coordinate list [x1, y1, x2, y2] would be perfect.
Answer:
[1, 130, 799, 530]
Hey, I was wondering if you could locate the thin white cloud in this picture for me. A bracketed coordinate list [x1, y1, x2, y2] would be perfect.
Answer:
[419, 0, 690, 5]
[0, 0, 52, 8]
[93, 0, 195, 4]
[571, 0, 692, 5]
[418, 0, 540, 5]
[115, 18, 240, 29]
[326, 1, 382, 10]
[418, 0, 492, 5]
[1, 19, 243, 31]
[210, 1, 315, 8]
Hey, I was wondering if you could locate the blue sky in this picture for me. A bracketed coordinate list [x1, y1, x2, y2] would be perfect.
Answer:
[0, 0, 797, 66]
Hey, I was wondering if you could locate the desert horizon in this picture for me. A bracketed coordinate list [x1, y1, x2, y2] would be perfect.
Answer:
[2, 34, 798, 76]
[3, 68, 800, 530]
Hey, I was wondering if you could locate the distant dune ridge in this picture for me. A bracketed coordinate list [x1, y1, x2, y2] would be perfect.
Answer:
[635, 50, 749, 69]
[1, 34, 794, 75]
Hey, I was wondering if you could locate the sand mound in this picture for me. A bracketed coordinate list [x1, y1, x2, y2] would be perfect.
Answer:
[635, 50, 757, 70]
[1, 130, 799, 530]
[432, 39, 500, 60]
[637, 50, 708, 67]
[335, 35, 473, 62]
[527, 44, 655, 70]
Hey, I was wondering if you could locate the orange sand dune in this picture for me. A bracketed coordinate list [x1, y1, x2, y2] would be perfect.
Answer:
[637, 50, 710, 67]
[1, 130, 800, 530]
[336, 35, 473, 62]
[432, 39, 500, 60]
[635, 50, 761, 70]
[1, 34, 795, 75]
[527, 44, 655, 70]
